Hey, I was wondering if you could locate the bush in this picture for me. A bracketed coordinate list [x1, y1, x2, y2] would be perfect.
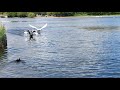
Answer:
[17, 12, 27, 17]
[0, 23, 5, 38]
[0, 23, 7, 48]
[27, 12, 36, 18]
[46, 12, 75, 17]
[7, 12, 17, 17]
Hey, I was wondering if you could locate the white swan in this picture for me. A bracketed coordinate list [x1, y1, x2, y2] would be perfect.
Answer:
[24, 23, 47, 36]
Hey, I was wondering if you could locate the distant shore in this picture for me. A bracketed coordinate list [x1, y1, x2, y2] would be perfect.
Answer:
[1, 14, 120, 19]
[35, 15, 120, 18]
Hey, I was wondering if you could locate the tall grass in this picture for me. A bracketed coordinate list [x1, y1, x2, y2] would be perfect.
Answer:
[0, 23, 7, 48]
[0, 23, 5, 39]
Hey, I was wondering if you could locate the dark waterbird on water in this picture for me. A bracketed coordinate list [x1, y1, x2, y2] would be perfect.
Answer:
[14, 58, 26, 64]
[15, 58, 21, 62]
[28, 30, 34, 39]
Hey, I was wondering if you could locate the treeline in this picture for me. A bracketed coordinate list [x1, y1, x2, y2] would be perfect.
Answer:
[1, 12, 120, 17]
[0, 12, 75, 17]
[0, 12, 36, 18]
[76, 12, 120, 15]
[46, 12, 120, 16]
[36, 12, 120, 16]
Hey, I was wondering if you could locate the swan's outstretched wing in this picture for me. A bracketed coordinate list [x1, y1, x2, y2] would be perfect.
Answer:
[37, 23, 47, 30]
[29, 23, 47, 30]
[29, 24, 38, 30]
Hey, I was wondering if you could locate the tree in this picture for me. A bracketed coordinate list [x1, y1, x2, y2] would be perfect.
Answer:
[46, 12, 75, 16]
[27, 12, 36, 18]
[7, 12, 17, 17]
[17, 12, 27, 17]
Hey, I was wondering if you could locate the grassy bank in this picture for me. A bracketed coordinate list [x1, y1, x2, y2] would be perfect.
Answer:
[0, 23, 7, 48]
[0, 23, 5, 39]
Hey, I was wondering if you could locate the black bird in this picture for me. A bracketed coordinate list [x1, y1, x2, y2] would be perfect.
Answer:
[27, 30, 34, 40]
[16, 58, 21, 62]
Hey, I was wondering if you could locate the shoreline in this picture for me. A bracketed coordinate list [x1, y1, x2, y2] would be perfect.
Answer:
[1, 15, 120, 19]
[35, 15, 120, 18]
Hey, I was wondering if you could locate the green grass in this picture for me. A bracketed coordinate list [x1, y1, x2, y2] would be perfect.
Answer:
[0, 23, 6, 40]
[0, 23, 6, 48]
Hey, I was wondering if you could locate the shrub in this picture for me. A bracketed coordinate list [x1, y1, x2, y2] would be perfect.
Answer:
[0, 23, 7, 48]
[27, 12, 36, 18]
[0, 23, 5, 38]
[17, 12, 27, 17]
[7, 12, 17, 17]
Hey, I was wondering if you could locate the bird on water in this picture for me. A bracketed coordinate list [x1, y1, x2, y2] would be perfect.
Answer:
[16, 58, 21, 62]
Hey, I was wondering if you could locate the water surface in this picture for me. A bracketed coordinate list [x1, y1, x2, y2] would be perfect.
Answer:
[0, 16, 120, 78]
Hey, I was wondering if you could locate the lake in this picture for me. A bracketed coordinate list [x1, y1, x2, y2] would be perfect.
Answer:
[0, 16, 120, 78]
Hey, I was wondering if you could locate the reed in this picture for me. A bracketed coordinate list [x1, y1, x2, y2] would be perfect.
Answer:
[0, 23, 5, 37]
[0, 23, 7, 48]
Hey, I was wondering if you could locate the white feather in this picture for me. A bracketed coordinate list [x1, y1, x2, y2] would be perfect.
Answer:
[24, 31, 28, 36]
[29, 23, 47, 30]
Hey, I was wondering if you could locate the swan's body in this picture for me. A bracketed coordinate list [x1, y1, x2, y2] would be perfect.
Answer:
[33, 30, 38, 35]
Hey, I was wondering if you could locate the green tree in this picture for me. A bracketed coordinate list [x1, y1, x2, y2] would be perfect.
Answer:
[46, 12, 75, 16]
[7, 12, 17, 17]
[17, 12, 27, 17]
[27, 12, 36, 18]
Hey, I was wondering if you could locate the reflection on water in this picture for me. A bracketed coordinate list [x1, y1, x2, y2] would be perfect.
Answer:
[0, 34, 7, 60]
[0, 45, 7, 70]
[24, 35, 39, 42]
[82, 26, 120, 31]
[1, 17, 120, 77]
[0, 48, 7, 59]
